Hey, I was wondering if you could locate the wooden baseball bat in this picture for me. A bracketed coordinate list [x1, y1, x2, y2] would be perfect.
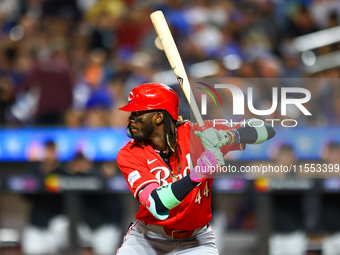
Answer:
[150, 10, 204, 127]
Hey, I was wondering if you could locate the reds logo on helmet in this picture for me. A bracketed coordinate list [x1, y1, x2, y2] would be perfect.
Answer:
[128, 92, 133, 102]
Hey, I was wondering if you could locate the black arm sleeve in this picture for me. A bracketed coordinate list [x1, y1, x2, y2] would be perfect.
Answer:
[150, 175, 198, 213]
[236, 121, 276, 144]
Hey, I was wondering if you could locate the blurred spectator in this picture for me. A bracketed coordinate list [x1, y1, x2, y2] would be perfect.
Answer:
[0, 75, 15, 125]
[321, 141, 340, 255]
[0, 0, 21, 31]
[85, 0, 127, 24]
[280, 42, 304, 79]
[40, 0, 81, 22]
[107, 73, 130, 127]
[123, 51, 157, 96]
[83, 107, 110, 127]
[115, 7, 152, 51]
[22, 140, 64, 255]
[63, 107, 83, 128]
[268, 144, 307, 255]
[50, 152, 123, 255]
[100, 161, 119, 178]
[286, 3, 317, 37]
[16, 45, 73, 125]
[272, 144, 299, 177]
[322, 141, 340, 165]
[72, 48, 112, 126]
[87, 10, 118, 52]
[310, 0, 340, 29]
[319, 80, 340, 126]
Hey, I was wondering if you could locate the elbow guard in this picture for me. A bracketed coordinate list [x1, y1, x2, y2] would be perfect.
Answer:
[139, 183, 181, 221]
[138, 176, 197, 220]
[138, 183, 169, 220]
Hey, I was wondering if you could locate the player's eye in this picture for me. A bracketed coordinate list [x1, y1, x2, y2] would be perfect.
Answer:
[133, 111, 147, 117]
[135, 110, 156, 117]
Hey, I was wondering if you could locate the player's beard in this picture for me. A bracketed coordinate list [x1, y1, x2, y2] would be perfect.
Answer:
[131, 120, 155, 141]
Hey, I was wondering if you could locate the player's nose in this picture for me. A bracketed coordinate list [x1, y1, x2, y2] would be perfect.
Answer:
[128, 113, 135, 123]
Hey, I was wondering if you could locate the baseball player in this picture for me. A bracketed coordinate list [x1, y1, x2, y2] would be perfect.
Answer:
[116, 83, 275, 254]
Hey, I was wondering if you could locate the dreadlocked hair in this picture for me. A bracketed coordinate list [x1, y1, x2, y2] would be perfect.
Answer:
[162, 111, 188, 175]
[162, 110, 187, 154]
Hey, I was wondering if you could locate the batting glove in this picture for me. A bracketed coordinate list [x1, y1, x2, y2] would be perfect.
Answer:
[209, 147, 225, 166]
[194, 128, 229, 150]
[190, 150, 218, 183]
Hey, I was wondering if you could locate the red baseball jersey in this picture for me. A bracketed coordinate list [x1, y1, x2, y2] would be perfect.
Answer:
[117, 120, 244, 230]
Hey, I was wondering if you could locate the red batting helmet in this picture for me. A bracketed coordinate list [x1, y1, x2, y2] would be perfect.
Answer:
[119, 83, 179, 120]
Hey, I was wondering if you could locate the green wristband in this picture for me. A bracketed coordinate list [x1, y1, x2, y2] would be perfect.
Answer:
[156, 184, 181, 209]
[247, 119, 268, 144]
[253, 125, 268, 144]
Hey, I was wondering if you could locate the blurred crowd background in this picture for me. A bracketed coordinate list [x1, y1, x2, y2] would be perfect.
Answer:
[0, 0, 340, 128]
[0, 0, 340, 255]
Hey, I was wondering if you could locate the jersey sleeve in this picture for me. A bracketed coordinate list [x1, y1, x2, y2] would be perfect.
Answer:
[117, 147, 159, 199]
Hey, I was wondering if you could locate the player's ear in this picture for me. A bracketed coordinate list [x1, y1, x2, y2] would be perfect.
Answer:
[154, 111, 164, 125]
